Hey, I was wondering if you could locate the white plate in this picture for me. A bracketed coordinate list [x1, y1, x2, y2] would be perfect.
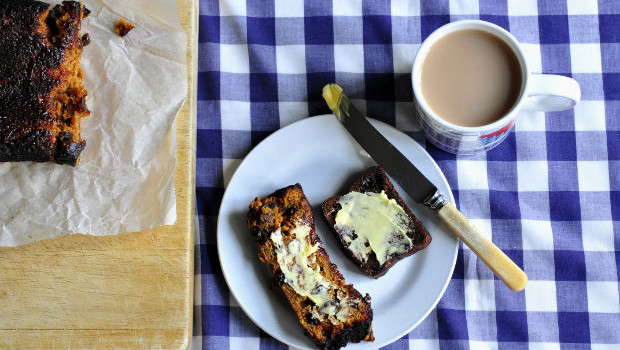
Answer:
[217, 115, 459, 349]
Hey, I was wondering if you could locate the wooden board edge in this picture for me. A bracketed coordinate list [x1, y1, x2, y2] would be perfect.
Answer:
[180, 0, 198, 348]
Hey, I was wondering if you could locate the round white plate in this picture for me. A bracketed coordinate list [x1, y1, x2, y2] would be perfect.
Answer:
[217, 115, 459, 349]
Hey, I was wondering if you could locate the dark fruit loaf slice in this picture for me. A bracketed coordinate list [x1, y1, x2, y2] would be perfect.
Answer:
[247, 184, 373, 350]
[322, 166, 431, 278]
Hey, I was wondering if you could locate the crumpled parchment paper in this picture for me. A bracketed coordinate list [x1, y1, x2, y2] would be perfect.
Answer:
[0, 0, 187, 246]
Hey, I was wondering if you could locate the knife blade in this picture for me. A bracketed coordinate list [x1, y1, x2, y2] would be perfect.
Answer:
[322, 84, 528, 292]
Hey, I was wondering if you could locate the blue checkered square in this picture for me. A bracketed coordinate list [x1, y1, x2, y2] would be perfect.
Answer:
[539, 16, 570, 44]
[198, 72, 221, 100]
[247, 17, 276, 45]
[558, 312, 590, 343]
[496, 311, 529, 342]
[420, 15, 450, 39]
[203, 305, 230, 336]
[599, 14, 620, 43]
[603, 73, 620, 100]
[304, 17, 334, 45]
[200, 15, 220, 43]
[437, 308, 469, 339]
[547, 132, 577, 160]
[554, 250, 587, 281]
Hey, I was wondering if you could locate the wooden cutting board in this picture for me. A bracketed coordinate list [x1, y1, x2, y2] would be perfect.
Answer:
[0, 0, 197, 349]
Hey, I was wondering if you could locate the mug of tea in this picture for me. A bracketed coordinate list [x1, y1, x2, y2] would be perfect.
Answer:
[412, 20, 581, 154]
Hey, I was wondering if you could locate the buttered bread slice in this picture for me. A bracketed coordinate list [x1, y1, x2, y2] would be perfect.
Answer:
[322, 166, 432, 278]
[247, 184, 373, 350]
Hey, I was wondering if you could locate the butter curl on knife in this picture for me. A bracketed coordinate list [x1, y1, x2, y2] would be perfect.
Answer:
[321, 83, 528, 292]
[323, 84, 344, 118]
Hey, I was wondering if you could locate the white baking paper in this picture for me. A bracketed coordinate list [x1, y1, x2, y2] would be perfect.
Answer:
[0, 0, 187, 246]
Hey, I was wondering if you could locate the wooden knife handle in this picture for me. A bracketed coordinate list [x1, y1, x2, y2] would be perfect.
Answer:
[437, 202, 528, 292]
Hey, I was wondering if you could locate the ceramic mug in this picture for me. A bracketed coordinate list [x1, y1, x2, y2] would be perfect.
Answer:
[411, 20, 581, 155]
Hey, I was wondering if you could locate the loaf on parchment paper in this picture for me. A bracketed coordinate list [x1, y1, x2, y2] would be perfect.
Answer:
[0, 0, 91, 165]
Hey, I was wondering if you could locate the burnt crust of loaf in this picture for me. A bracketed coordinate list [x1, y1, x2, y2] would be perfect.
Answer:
[0, 0, 90, 166]
[247, 184, 374, 350]
[322, 166, 432, 278]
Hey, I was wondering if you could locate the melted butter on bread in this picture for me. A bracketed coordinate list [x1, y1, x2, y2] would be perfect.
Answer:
[335, 191, 413, 265]
[272, 222, 355, 323]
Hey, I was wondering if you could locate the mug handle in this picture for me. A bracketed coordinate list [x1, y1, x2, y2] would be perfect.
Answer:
[523, 74, 581, 112]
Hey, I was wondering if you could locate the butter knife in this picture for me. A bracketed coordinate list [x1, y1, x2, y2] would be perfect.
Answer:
[322, 84, 528, 292]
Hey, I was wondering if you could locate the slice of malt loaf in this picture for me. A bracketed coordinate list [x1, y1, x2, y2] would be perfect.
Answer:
[247, 184, 373, 350]
[322, 166, 431, 278]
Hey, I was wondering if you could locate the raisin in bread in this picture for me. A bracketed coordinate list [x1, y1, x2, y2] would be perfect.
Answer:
[247, 184, 373, 350]
[322, 166, 431, 278]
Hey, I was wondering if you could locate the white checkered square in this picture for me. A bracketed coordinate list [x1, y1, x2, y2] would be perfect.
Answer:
[223, 159, 242, 187]
[515, 111, 546, 132]
[392, 0, 421, 16]
[449, 0, 479, 15]
[274, 0, 304, 17]
[582, 221, 615, 252]
[278, 102, 308, 127]
[592, 345, 620, 350]
[517, 161, 549, 191]
[507, 0, 538, 16]
[409, 338, 440, 349]
[333, 0, 362, 16]
[567, 0, 599, 15]
[276, 45, 306, 74]
[529, 343, 561, 350]
[334, 44, 365, 73]
[220, 101, 251, 130]
[577, 161, 610, 191]
[457, 161, 489, 190]
[521, 43, 542, 73]
[218, 0, 246, 16]
[574, 101, 607, 131]
[392, 43, 419, 73]
[229, 336, 260, 350]
[525, 280, 558, 312]
[587, 281, 620, 313]
[465, 278, 496, 311]
[571, 44, 603, 73]
[220, 44, 249, 73]
[522, 219, 554, 250]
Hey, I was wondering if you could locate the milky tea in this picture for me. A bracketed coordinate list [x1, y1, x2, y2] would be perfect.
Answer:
[420, 29, 522, 127]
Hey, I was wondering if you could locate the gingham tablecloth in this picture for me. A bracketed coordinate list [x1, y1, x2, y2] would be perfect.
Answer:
[192, 1, 620, 349]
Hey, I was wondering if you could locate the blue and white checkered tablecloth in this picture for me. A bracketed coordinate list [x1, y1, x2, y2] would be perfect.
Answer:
[192, 1, 620, 349]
